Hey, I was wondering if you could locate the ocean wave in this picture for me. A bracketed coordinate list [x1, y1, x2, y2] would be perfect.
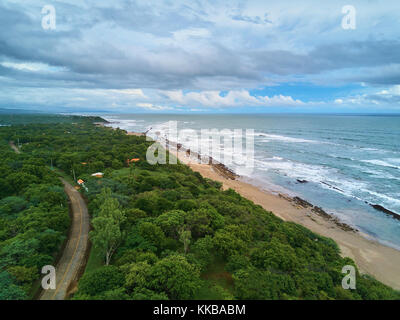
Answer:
[360, 159, 400, 169]
[255, 158, 338, 184]
[348, 165, 400, 180]
[254, 157, 370, 200]
[103, 117, 148, 133]
[360, 189, 400, 209]
[256, 133, 321, 144]
[255, 156, 400, 219]
[387, 158, 400, 165]
[361, 147, 388, 153]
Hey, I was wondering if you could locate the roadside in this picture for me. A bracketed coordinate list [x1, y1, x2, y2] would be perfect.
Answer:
[8, 140, 91, 299]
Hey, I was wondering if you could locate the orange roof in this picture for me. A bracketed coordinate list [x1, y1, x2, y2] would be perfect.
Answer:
[130, 158, 140, 162]
[77, 179, 84, 184]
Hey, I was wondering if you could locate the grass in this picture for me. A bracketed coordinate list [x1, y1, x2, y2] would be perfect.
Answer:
[195, 280, 226, 300]
[202, 259, 234, 290]
[48, 166, 75, 185]
[29, 278, 43, 299]
[83, 245, 104, 275]
[194, 258, 235, 300]
[110, 167, 131, 178]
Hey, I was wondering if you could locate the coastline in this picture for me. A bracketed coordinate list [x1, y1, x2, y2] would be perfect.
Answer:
[124, 129, 400, 290]
[175, 149, 400, 290]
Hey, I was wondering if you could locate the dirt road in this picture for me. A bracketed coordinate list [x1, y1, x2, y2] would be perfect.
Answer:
[40, 179, 90, 300]
[9, 141, 20, 153]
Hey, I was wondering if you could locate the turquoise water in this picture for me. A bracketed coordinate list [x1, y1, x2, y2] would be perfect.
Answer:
[102, 114, 400, 249]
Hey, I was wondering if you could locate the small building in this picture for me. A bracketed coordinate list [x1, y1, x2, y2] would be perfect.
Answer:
[77, 179, 85, 185]
[91, 172, 104, 178]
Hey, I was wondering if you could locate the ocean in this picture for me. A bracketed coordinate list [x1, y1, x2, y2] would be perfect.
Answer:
[101, 113, 400, 249]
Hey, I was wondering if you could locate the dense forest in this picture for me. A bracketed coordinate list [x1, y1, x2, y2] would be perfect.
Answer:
[0, 114, 399, 300]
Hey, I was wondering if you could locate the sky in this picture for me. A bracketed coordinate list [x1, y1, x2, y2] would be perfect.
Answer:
[1, 0, 400, 113]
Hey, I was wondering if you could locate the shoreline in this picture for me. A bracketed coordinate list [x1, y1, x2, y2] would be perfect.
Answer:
[123, 127, 400, 290]
[175, 148, 400, 290]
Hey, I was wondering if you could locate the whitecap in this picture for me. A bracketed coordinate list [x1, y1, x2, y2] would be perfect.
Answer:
[256, 133, 320, 144]
[360, 159, 400, 169]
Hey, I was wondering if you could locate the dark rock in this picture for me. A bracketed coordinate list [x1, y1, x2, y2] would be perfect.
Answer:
[311, 206, 357, 232]
[312, 206, 331, 219]
[292, 196, 313, 208]
[370, 204, 400, 221]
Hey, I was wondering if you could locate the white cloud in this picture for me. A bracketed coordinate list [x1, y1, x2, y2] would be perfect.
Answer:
[136, 102, 173, 111]
[333, 85, 400, 107]
[1, 61, 65, 72]
[162, 89, 304, 107]
[172, 28, 211, 42]
[109, 89, 147, 98]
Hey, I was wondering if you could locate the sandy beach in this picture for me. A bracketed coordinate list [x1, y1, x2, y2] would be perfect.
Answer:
[172, 147, 400, 290]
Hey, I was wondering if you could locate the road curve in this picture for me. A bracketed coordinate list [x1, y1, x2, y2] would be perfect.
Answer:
[40, 178, 90, 300]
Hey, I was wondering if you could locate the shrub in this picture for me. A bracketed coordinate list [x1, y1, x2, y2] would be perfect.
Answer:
[78, 266, 124, 296]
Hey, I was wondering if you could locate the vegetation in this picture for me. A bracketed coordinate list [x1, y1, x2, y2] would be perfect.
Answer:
[0, 125, 71, 299]
[0, 114, 399, 300]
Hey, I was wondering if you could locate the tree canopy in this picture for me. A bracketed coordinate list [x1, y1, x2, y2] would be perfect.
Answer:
[1, 114, 399, 300]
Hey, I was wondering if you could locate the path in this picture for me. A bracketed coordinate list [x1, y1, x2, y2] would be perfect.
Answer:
[40, 179, 90, 300]
[9, 141, 20, 153]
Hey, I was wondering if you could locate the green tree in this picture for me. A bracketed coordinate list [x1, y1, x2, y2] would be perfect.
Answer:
[149, 255, 201, 299]
[90, 189, 126, 265]
[0, 196, 28, 217]
[137, 222, 166, 248]
[77, 266, 124, 297]
[122, 261, 151, 291]
[191, 236, 214, 270]
[0, 271, 27, 300]
[6, 172, 39, 194]
[155, 210, 187, 238]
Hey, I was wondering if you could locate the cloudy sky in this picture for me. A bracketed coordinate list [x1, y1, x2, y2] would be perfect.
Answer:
[1, 0, 400, 113]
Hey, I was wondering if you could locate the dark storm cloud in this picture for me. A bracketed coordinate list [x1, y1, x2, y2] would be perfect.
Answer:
[1, 0, 400, 111]
[1, 0, 400, 90]
[250, 40, 400, 83]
